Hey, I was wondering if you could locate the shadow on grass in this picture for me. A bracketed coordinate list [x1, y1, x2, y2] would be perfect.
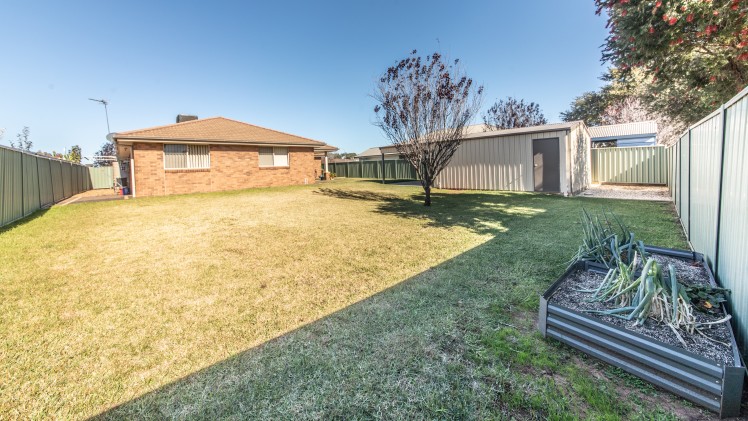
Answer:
[90, 191, 692, 419]
[351, 178, 421, 185]
[0, 208, 49, 233]
[314, 187, 547, 236]
[92, 202, 559, 419]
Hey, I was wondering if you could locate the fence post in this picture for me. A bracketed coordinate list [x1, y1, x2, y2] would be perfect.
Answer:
[36, 156, 41, 209]
[49, 160, 55, 203]
[713, 105, 728, 276]
[20, 150, 25, 217]
[678, 141, 682, 219]
[687, 130, 692, 238]
[381, 153, 385, 184]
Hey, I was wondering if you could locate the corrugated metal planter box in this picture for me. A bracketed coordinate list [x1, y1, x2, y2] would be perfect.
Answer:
[538, 246, 745, 418]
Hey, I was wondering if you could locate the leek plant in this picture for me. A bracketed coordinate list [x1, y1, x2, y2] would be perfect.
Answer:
[584, 257, 732, 346]
[568, 209, 647, 269]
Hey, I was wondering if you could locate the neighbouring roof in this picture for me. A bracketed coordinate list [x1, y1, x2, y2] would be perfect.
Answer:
[588, 120, 657, 140]
[356, 147, 382, 158]
[113, 117, 326, 147]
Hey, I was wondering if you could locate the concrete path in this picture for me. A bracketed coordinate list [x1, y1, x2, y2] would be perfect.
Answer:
[580, 184, 670, 202]
[56, 189, 130, 206]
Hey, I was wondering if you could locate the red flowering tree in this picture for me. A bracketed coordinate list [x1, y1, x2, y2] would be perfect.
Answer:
[597, 0, 748, 122]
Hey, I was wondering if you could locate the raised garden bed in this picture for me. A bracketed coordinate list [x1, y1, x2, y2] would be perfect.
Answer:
[538, 246, 745, 418]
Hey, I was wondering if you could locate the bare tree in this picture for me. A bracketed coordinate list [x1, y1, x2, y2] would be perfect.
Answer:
[482, 97, 547, 130]
[373, 50, 483, 206]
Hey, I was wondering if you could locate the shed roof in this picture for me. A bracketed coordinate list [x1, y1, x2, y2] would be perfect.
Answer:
[113, 117, 326, 147]
[588, 120, 657, 140]
[462, 121, 584, 139]
[377, 121, 585, 154]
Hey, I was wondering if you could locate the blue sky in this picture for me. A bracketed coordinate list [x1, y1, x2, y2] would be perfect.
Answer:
[0, 1, 610, 158]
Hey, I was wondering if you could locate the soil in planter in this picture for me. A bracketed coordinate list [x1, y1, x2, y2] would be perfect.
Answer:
[550, 255, 735, 365]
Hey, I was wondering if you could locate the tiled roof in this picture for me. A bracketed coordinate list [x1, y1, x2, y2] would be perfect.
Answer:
[113, 117, 326, 147]
[315, 144, 339, 152]
[588, 121, 657, 140]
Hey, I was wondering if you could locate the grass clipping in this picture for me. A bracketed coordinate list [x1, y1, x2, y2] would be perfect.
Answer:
[579, 254, 732, 347]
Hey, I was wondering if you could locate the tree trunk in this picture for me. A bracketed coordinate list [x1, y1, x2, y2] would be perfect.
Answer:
[423, 183, 431, 207]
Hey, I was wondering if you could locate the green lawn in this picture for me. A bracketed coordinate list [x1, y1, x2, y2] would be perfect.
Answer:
[1, 179, 710, 419]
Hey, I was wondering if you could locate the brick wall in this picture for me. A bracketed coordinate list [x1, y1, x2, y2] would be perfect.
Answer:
[132, 143, 318, 197]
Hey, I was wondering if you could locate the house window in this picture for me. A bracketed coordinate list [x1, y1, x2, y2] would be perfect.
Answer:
[164, 144, 210, 169]
[259, 147, 289, 167]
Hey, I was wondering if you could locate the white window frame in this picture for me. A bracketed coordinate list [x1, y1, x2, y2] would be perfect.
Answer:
[163, 144, 210, 170]
[259, 147, 289, 167]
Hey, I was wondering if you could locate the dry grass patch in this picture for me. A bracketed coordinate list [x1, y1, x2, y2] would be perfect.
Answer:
[1, 181, 487, 419]
[0, 179, 697, 419]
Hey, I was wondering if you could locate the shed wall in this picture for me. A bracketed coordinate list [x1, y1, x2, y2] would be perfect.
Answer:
[434, 129, 572, 193]
[569, 123, 591, 194]
[617, 136, 656, 147]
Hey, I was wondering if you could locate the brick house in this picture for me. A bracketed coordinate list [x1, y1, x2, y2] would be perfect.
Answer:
[112, 116, 337, 197]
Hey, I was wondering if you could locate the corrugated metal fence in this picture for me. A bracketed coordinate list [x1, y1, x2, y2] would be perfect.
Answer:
[89, 166, 114, 189]
[668, 85, 748, 357]
[328, 159, 418, 180]
[591, 146, 668, 184]
[0, 145, 94, 228]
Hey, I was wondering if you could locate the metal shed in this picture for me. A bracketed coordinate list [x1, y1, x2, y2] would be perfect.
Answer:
[589, 120, 657, 147]
[381, 121, 590, 195]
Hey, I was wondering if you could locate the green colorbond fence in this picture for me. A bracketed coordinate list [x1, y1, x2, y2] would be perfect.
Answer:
[591, 146, 668, 184]
[668, 85, 748, 358]
[0, 145, 96, 228]
[328, 159, 418, 181]
[89, 166, 114, 189]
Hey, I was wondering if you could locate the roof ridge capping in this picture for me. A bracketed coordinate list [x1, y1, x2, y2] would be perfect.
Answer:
[114, 116, 219, 136]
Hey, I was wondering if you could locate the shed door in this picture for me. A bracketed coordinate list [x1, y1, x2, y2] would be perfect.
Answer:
[533, 138, 560, 192]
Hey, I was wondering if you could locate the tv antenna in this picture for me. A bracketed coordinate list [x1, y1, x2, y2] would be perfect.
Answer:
[88, 98, 111, 134]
